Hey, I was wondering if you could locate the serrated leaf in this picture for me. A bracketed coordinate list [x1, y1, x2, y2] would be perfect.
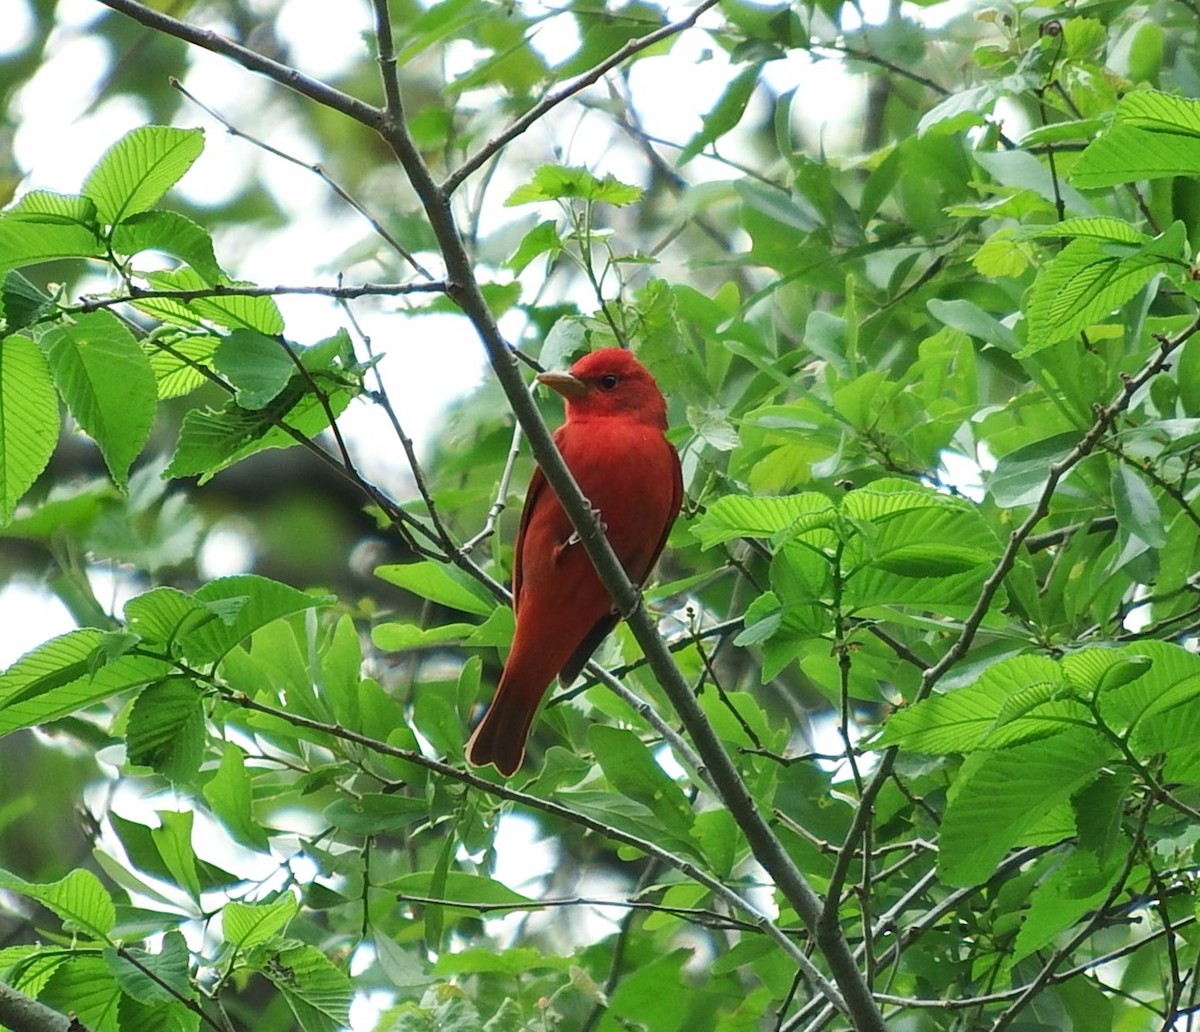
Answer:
[691, 492, 834, 549]
[1071, 92, 1200, 188]
[111, 210, 222, 284]
[41, 310, 156, 488]
[141, 266, 284, 334]
[0, 867, 116, 938]
[0, 193, 104, 272]
[0, 629, 169, 735]
[938, 729, 1114, 886]
[505, 164, 642, 207]
[144, 332, 220, 400]
[0, 334, 59, 523]
[1023, 235, 1176, 353]
[255, 942, 353, 1032]
[126, 679, 206, 783]
[82, 126, 205, 226]
[163, 375, 355, 484]
[223, 896, 299, 949]
[124, 587, 211, 647]
[178, 574, 334, 664]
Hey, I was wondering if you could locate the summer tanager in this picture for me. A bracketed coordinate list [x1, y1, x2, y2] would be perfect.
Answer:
[466, 348, 683, 775]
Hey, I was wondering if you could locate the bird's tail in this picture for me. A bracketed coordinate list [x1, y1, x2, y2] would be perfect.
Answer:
[465, 682, 543, 776]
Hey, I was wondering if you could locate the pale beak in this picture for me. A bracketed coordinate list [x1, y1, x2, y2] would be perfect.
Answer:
[536, 370, 588, 399]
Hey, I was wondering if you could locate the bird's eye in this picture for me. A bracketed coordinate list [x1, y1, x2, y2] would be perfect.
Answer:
[600, 374, 619, 390]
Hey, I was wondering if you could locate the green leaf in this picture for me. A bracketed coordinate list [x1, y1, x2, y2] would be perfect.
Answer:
[938, 728, 1113, 886]
[0, 334, 59, 523]
[1024, 234, 1178, 353]
[691, 492, 834, 549]
[589, 725, 695, 839]
[111, 209, 222, 283]
[0, 630, 169, 735]
[163, 375, 356, 484]
[125, 679, 206, 784]
[1071, 91, 1200, 188]
[124, 587, 212, 647]
[105, 931, 191, 1004]
[324, 793, 429, 834]
[0, 867, 116, 938]
[203, 741, 270, 851]
[1111, 462, 1166, 548]
[375, 561, 496, 617]
[677, 62, 763, 164]
[876, 654, 1062, 752]
[388, 871, 533, 910]
[0, 192, 105, 272]
[41, 310, 157, 488]
[504, 164, 643, 207]
[144, 331, 220, 400]
[223, 896, 299, 949]
[179, 575, 334, 664]
[140, 266, 284, 334]
[151, 810, 202, 901]
[213, 329, 297, 409]
[253, 942, 353, 1032]
[1, 270, 56, 331]
[505, 219, 562, 274]
[82, 126, 205, 225]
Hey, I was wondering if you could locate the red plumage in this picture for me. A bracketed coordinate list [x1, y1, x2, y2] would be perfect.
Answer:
[466, 348, 683, 775]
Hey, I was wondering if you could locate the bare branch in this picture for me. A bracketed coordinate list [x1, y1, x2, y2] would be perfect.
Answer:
[74, 280, 447, 314]
[96, 0, 381, 125]
[441, 0, 724, 196]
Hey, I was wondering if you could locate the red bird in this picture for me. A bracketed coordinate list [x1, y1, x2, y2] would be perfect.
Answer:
[467, 348, 683, 775]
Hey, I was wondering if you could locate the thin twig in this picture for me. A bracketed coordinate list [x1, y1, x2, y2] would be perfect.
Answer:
[76, 281, 446, 314]
[442, 0, 724, 195]
[171, 77, 433, 278]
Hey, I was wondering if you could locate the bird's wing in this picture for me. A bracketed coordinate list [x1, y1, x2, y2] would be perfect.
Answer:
[510, 463, 547, 615]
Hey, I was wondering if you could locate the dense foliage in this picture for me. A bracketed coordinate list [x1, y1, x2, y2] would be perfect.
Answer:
[2, 0, 1200, 1030]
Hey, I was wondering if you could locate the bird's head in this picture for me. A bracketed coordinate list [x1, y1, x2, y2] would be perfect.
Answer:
[536, 348, 668, 428]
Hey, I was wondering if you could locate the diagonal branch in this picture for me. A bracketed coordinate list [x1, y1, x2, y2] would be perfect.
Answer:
[441, 0, 724, 196]
[95, 0, 380, 125]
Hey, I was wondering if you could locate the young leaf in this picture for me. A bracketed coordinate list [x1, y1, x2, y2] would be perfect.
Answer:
[223, 896, 299, 950]
[505, 164, 642, 207]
